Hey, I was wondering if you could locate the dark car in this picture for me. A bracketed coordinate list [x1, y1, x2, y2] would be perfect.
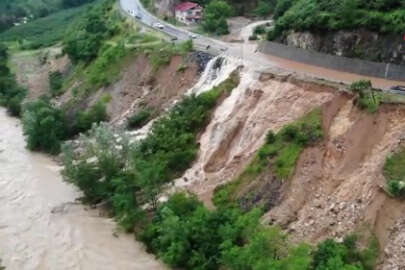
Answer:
[390, 85, 405, 91]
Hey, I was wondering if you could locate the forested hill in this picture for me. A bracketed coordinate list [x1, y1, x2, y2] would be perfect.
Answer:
[0, 0, 95, 33]
[268, 0, 405, 39]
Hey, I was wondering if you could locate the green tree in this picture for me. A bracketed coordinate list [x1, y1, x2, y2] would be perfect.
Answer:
[254, 0, 272, 17]
[202, 0, 233, 35]
[22, 99, 67, 154]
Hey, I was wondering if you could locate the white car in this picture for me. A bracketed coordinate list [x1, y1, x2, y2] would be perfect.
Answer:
[189, 33, 197, 39]
[153, 23, 164, 29]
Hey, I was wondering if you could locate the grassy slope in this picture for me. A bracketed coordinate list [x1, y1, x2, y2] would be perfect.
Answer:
[0, 4, 91, 49]
[383, 148, 405, 197]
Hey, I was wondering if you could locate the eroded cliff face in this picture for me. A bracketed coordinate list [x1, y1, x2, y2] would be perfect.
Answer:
[283, 29, 405, 65]
[12, 44, 405, 269]
[168, 65, 405, 269]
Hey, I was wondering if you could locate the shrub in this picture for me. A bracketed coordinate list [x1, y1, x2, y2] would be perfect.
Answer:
[383, 148, 405, 197]
[249, 34, 258, 40]
[22, 98, 67, 154]
[49, 71, 64, 96]
[266, 130, 276, 144]
[72, 100, 109, 135]
[254, 0, 273, 17]
[0, 44, 27, 116]
[253, 25, 266, 35]
[127, 109, 152, 129]
[350, 80, 381, 113]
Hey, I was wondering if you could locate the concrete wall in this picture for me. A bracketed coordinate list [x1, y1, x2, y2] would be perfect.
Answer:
[258, 41, 405, 82]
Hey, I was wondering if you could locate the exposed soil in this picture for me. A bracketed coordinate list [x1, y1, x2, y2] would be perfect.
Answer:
[106, 54, 199, 124]
[10, 47, 71, 99]
[264, 100, 405, 269]
[172, 66, 405, 268]
[174, 70, 338, 207]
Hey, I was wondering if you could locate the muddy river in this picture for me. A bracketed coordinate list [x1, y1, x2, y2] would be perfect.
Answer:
[0, 108, 165, 270]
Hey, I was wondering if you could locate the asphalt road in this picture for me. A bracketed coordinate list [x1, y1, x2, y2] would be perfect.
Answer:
[120, 0, 229, 54]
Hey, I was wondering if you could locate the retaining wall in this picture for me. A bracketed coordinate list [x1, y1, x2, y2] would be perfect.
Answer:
[258, 41, 405, 82]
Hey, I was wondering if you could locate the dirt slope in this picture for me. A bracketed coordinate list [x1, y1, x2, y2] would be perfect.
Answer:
[174, 71, 339, 205]
[11, 47, 70, 99]
[264, 100, 405, 269]
[171, 65, 405, 269]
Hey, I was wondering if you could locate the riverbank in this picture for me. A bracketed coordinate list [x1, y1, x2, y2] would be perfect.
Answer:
[0, 108, 165, 270]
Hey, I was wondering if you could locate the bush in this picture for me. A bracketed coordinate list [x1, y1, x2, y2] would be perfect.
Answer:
[0, 44, 27, 116]
[49, 71, 64, 96]
[266, 130, 276, 144]
[253, 25, 266, 35]
[127, 109, 151, 129]
[383, 148, 405, 197]
[141, 192, 375, 270]
[312, 236, 378, 270]
[350, 80, 381, 113]
[249, 34, 258, 40]
[254, 0, 273, 17]
[22, 98, 67, 154]
[72, 100, 109, 135]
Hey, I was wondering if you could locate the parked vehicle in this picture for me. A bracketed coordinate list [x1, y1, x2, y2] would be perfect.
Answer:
[189, 33, 197, 39]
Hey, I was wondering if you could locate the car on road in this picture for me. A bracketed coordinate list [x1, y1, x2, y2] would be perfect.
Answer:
[171, 37, 178, 41]
[390, 85, 405, 91]
[154, 23, 164, 29]
[189, 33, 197, 39]
[135, 14, 142, 19]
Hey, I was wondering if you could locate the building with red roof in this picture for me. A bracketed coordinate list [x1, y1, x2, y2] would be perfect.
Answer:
[175, 1, 203, 25]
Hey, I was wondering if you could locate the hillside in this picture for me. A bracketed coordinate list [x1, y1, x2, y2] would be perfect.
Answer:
[2, 0, 405, 269]
[0, 0, 94, 34]
[267, 0, 405, 65]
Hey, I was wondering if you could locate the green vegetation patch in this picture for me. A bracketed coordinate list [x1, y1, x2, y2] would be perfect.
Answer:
[0, 4, 91, 49]
[0, 44, 27, 116]
[350, 80, 381, 113]
[62, 0, 193, 99]
[214, 108, 323, 208]
[140, 192, 378, 270]
[23, 98, 68, 154]
[384, 148, 405, 197]
[62, 72, 240, 230]
[202, 0, 233, 35]
[49, 71, 64, 96]
[127, 108, 153, 129]
[268, 0, 405, 40]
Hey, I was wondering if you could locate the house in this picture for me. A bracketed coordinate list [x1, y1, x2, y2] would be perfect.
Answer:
[174, 2, 203, 25]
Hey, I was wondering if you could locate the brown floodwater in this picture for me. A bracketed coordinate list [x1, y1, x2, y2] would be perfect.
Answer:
[0, 108, 166, 270]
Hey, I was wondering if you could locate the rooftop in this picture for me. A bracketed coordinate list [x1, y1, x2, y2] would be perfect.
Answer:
[175, 2, 201, 12]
